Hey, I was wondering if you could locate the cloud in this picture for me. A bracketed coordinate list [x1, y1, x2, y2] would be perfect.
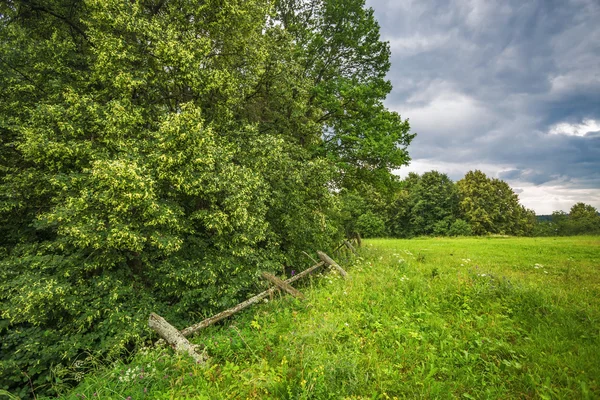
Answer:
[367, 0, 600, 212]
[549, 119, 600, 137]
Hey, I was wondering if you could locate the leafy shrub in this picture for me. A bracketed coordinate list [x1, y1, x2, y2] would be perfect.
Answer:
[355, 211, 387, 238]
[433, 219, 451, 236]
[447, 219, 473, 236]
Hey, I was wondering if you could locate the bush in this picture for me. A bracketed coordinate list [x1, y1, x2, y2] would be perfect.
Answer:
[355, 211, 387, 238]
[447, 219, 473, 236]
[433, 219, 451, 236]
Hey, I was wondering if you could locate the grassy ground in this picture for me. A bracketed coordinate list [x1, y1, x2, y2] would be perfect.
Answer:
[54, 236, 599, 399]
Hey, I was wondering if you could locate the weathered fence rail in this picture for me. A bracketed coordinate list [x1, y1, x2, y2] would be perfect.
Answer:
[149, 250, 350, 362]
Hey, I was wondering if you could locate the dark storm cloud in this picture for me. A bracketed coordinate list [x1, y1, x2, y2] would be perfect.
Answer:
[365, 0, 600, 211]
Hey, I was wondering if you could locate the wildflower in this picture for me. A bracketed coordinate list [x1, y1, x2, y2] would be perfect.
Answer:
[291, 270, 296, 276]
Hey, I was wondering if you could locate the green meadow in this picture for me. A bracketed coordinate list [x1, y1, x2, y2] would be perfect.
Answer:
[57, 236, 599, 399]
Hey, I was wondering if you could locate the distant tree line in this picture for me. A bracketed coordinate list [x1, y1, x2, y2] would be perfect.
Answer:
[340, 169, 600, 238]
[534, 203, 600, 236]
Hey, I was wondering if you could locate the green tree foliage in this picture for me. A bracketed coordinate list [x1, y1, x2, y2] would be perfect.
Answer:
[457, 170, 535, 236]
[0, 0, 410, 395]
[447, 219, 473, 236]
[568, 202, 600, 234]
[408, 171, 458, 236]
[386, 171, 458, 237]
[355, 210, 386, 238]
[539, 204, 600, 236]
[383, 170, 534, 237]
[276, 0, 415, 190]
[385, 172, 419, 237]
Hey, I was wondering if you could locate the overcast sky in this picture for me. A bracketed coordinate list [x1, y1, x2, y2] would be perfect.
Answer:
[366, 0, 600, 214]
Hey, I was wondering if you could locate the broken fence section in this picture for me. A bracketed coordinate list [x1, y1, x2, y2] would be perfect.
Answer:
[149, 251, 349, 362]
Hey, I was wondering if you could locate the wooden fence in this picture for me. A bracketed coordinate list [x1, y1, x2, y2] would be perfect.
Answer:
[149, 249, 353, 363]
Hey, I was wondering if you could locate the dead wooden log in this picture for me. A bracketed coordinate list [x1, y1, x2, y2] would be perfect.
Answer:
[355, 232, 362, 247]
[180, 261, 325, 337]
[343, 240, 358, 255]
[149, 313, 207, 364]
[261, 272, 305, 299]
[317, 251, 349, 279]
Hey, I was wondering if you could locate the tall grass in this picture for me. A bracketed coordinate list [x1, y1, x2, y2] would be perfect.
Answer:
[57, 236, 600, 399]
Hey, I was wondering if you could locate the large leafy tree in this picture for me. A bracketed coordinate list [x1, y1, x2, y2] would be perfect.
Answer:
[564, 203, 600, 235]
[569, 202, 600, 234]
[0, 0, 409, 395]
[386, 171, 459, 237]
[408, 171, 459, 236]
[457, 170, 535, 236]
[275, 0, 414, 189]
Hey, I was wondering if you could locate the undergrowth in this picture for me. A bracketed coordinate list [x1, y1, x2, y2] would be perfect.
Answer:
[46, 236, 600, 399]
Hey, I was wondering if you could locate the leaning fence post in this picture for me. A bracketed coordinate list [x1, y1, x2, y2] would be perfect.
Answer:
[343, 240, 358, 256]
[261, 272, 305, 299]
[317, 251, 349, 279]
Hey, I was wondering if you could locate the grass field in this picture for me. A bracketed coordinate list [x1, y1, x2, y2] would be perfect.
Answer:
[57, 236, 600, 399]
